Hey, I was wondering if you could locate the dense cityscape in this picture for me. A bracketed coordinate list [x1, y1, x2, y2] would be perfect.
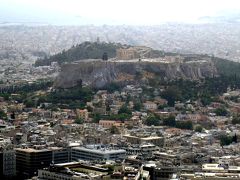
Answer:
[1, 0, 240, 180]
[0, 43, 239, 180]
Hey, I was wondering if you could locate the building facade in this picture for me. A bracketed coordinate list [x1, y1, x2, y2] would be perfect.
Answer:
[0, 150, 16, 179]
[116, 48, 139, 60]
[16, 147, 70, 178]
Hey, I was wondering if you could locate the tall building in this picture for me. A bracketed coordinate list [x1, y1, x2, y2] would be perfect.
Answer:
[16, 145, 125, 178]
[15, 146, 70, 178]
[0, 149, 16, 179]
[50, 147, 71, 164]
[16, 147, 52, 178]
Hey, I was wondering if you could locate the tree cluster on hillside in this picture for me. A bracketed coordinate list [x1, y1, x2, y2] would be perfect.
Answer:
[33, 87, 93, 109]
[214, 107, 228, 116]
[158, 75, 240, 106]
[163, 115, 176, 127]
[0, 80, 53, 94]
[195, 125, 203, 132]
[176, 120, 193, 130]
[145, 113, 161, 126]
[213, 57, 240, 78]
[232, 115, 240, 124]
[144, 114, 193, 130]
[220, 134, 237, 146]
[0, 110, 7, 120]
[35, 41, 126, 66]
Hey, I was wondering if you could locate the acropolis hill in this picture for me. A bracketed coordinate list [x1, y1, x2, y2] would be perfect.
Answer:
[54, 57, 217, 89]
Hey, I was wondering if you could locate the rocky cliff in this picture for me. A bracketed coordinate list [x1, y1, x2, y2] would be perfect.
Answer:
[54, 59, 218, 89]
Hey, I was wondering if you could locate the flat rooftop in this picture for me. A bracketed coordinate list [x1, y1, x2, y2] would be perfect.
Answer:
[15, 146, 65, 153]
[72, 146, 126, 154]
[124, 135, 162, 140]
[15, 147, 50, 153]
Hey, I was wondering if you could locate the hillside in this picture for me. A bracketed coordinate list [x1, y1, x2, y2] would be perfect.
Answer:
[35, 41, 166, 66]
[55, 57, 240, 89]
[35, 41, 125, 66]
[54, 59, 217, 89]
[212, 57, 240, 77]
[35, 40, 240, 89]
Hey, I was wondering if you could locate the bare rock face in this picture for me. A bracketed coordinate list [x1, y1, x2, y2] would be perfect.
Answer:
[54, 59, 218, 89]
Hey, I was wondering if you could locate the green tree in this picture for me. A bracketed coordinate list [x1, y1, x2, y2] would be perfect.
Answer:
[133, 102, 142, 111]
[93, 113, 101, 123]
[232, 115, 240, 124]
[126, 94, 131, 103]
[104, 82, 121, 93]
[118, 104, 131, 115]
[35, 41, 123, 66]
[200, 96, 212, 106]
[102, 52, 108, 60]
[232, 133, 238, 143]
[0, 94, 10, 101]
[214, 107, 228, 116]
[110, 126, 120, 134]
[145, 114, 161, 126]
[108, 113, 131, 121]
[161, 86, 181, 107]
[0, 110, 7, 119]
[158, 104, 167, 110]
[86, 106, 93, 112]
[75, 117, 83, 124]
[163, 115, 176, 127]
[176, 120, 193, 130]
[220, 135, 233, 146]
[195, 125, 203, 133]
[24, 99, 35, 108]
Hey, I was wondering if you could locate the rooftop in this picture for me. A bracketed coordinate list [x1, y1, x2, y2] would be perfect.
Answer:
[72, 146, 126, 154]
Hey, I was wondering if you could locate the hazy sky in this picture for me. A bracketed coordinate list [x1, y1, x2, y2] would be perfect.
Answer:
[1, 0, 240, 25]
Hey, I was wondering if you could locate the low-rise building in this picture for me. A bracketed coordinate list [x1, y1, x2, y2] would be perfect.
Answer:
[125, 143, 159, 155]
[99, 120, 124, 129]
[124, 135, 164, 147]
[99, 120, 116, 129]
[38, 162, 110, 180]
[76, 109, 89, 122]
[143, 101, 158, 111]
